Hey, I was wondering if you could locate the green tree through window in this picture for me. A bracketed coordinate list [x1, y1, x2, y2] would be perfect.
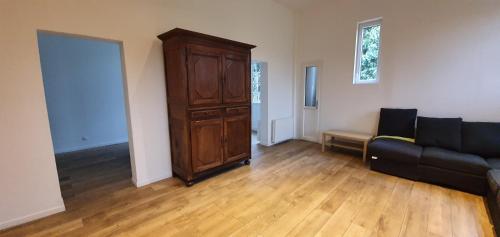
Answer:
[360, 25, 381, 81]
[251, 63, 262, 103]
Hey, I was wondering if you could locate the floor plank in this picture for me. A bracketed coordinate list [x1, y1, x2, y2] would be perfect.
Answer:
[0, 140, 494, 237]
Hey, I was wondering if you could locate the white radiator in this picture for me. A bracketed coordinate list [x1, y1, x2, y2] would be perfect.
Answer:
[271, 117, 294, 144]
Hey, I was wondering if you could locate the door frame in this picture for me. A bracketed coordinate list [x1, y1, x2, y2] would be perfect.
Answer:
[251, 60, 270, 146]
[300, 61, 322, 143]
[36, 30, 138, 189]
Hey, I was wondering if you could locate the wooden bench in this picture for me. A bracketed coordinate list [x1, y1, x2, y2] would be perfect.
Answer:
[322, 130, 373, 163]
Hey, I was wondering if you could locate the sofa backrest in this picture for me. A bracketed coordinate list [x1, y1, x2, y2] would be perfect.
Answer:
[462, 122, 500, 158]
[377, 108, 418, 138]
[416, 117, 463, 152]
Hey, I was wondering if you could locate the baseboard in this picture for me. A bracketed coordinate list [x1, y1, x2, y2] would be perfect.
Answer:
[300, 136, 320, 143]
[131, 176, 138, 187]
[54, 139, 129, 154]
[133, 172, 172, 188]
[258, 141, 273, 147]
[259, 138, 298, 147]
[0, 204, 65, 230]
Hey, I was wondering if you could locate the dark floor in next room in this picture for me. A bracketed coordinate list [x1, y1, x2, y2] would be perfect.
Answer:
[55, 143, 132, 200]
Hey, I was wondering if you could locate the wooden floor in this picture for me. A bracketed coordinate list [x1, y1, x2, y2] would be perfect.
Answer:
[55, 143, 131, 199]
[0, 140, 495, 237]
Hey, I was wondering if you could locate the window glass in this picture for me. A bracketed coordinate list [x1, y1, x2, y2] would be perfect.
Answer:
[354, 19, 382, 84]
[304, 66, 318, 107]
[251, 63, 262, 103]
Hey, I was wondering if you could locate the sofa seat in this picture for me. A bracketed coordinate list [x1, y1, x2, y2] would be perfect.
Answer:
[368, 138, 423, 164]
[368, 138, 423, 180]
[420, 147, 490, 176]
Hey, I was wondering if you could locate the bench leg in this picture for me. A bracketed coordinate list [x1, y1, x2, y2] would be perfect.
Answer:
[362, 141, 368, 163]
[322, 134, 326, 152]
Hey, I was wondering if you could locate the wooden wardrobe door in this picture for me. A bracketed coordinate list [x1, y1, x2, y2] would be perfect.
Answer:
[187, 46, 222, 106]
[190, 118, 224, 173]
[224, 112, 250, 163]
[223, 54, 249, 104]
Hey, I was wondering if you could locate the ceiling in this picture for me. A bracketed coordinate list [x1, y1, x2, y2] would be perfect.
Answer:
[274, 0, 316, 11]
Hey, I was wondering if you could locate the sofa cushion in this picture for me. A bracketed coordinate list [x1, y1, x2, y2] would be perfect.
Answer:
[487, 158, 500, 169]
[416, 117, 462, 152]
[377, 108, 418, 138]
[421, 147, 489, 176]
[487, 170, 500, 195]
[462, 122, 500, 158]
[368, 138, 423, 164]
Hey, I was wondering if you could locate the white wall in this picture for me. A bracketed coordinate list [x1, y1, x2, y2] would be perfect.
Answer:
[38, 32, 128, 154]
[0, 0, 294, 229]
[295, 0, 500, 137]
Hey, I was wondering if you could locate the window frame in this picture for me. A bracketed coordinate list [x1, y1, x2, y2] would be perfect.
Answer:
[353, 17, 383, 85]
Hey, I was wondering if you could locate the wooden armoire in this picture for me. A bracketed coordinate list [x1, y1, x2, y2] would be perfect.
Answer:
[158, 28, 256, 186]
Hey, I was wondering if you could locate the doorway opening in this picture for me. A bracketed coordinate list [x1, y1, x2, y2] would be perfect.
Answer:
[300, 63, 321, 142]
[251, 61, 266, 147]
[37, 31, 133, 201]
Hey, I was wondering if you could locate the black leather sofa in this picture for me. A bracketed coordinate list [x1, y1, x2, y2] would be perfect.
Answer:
[367, 108, 500, 234]
[487, 169, 500, 234]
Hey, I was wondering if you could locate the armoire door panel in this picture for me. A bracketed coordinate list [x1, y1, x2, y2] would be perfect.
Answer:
[188, 47, 222, 106]
[223, 55, 249, 104]
[191, 118, 224, 173]
[224, 114, 250, 163]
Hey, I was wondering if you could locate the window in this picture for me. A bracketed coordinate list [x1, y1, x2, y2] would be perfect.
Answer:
[304, 66, 318, 108]
[353, 18, 382, 84]
[251, 62, 262, 103]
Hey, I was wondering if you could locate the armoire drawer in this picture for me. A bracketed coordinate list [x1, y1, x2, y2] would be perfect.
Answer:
[225, 107, 249, 116]
[190, 109, 222, 120]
